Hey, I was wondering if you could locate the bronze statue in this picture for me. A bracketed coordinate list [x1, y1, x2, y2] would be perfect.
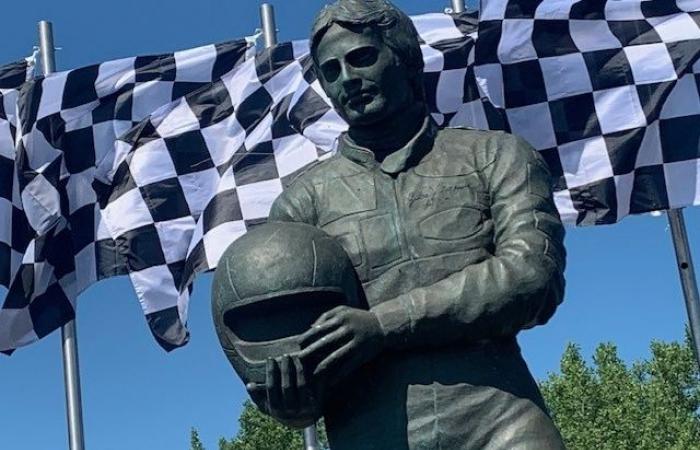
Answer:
[214, 0, 567, 448]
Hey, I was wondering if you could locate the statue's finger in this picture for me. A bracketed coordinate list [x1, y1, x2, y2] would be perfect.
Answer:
[293, 355, 307, 390]
[315, 305, 347, 325]
[266, 358, 283, 414]
[299, 317, 343, 348]
[265, 358, 276, 390]
[294, 356, 318, 416]
[280, 355, 299, 412]
[246, 382, 265, 397]
[299, 327, 352, 364]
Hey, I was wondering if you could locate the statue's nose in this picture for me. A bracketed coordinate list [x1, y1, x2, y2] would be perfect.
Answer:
[339, 64, 361, 90]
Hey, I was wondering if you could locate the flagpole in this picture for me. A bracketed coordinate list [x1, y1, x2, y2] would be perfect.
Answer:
[38, 20, 87, 450]
[260, 3, 278, 51]
[259, 4, 321, 449]
[667, 209, 700, 363]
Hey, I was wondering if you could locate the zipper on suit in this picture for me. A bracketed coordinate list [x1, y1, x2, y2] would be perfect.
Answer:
[390, 172, 415, 261]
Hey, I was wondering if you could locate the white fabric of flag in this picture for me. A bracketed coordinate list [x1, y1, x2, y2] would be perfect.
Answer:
[1, 40, 251, 353]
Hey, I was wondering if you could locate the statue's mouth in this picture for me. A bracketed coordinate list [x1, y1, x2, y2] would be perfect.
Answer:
[345, 89, 376, 108]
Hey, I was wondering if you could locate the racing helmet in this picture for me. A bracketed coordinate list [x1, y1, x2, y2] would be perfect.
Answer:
[211, 221, 365, 387]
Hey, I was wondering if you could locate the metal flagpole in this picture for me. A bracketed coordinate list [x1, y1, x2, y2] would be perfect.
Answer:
[260, 3, 278, 51]
[304, 426, 321, 450]
[667, 209, 700, 364]
[38, 20, 87, 450]
[451, 0, 466, 13]
[258, 4, 321, 449]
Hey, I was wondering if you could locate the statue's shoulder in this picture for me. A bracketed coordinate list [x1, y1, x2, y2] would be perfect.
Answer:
[421, 127, 540, 178]
[282, 152, 356, 190]
[437, 126, 513, 147]
[434, 127, 535, 167]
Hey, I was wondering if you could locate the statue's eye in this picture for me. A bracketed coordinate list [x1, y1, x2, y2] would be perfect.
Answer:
[347, 47, 378, 68]
[321, 60, 341, 83]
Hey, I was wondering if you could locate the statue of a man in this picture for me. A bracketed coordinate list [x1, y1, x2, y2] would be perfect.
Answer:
[258, 1, 567, 448]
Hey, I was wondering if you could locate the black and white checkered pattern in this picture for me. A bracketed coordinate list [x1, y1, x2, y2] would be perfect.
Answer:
[0, 60, 33, 292]
[475, 0, 700, 225]
[103, 4, 700, 345]
[100, 12, 479, 349]
[0, 59, 36, 352]
[0, 40, 251, 353]
[12, 1, 700, 352]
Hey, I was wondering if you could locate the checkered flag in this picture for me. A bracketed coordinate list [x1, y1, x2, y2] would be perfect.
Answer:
[0, 58, 35, 353]
[0, 59, 33, 290]
[475, 0, 700, 225]
[1, 40, 251, 353]
[100, 12, 479, 349]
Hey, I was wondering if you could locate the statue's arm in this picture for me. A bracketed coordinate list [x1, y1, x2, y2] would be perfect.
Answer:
[268, 178, 317, 225]
[373, 133, 566, 349]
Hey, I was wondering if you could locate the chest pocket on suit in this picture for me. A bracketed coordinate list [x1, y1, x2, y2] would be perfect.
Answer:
[316, 174, 379, 281]
[419, 205, 485, 241]
[317, 174, 376, 225]
[412, 159, 490, 244]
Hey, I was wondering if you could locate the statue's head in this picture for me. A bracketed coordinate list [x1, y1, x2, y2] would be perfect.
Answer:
[310, 0, 425, 128]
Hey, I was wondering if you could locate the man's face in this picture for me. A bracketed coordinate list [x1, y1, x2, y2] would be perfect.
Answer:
[314, 24, 414, 127]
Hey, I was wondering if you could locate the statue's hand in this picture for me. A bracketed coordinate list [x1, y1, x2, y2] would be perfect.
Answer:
[246, 355, 322, 428]
[299, 306, 385, 387]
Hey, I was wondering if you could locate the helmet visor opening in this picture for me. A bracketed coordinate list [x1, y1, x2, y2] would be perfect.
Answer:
[224, 290, 347, 342]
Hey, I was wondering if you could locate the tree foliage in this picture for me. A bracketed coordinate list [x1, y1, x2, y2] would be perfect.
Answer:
[540, 334, 700, 450]
[190, 428, 205, 450]
[217, 401, 304, 450]
[191, 401, 327, 450]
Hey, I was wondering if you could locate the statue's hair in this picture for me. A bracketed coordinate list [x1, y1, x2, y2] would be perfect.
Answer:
[310, 0, 425, 100]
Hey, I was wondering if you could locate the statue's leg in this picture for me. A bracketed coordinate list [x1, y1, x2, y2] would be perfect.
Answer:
[324, 343, 567, 450]
[432, 379, 565, 450]
[479, 389, 566, 450]
[429, 345, 566, 450]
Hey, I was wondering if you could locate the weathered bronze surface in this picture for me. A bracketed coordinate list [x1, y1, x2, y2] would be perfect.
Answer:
[212, 221, 367, 428]
[214, 0, 568, 448]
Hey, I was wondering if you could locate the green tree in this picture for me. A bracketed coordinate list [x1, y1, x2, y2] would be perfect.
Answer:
[540, 334, 700, 450]
[191, 401, 327, 450]
[219, 401, 328, 450]
[190, 427, 205, 450]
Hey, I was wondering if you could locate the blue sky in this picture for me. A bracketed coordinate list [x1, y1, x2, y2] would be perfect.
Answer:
[1, 1, 698, 449]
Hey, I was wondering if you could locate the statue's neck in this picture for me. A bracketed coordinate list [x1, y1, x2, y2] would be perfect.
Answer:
[347, 102, 428, 161]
